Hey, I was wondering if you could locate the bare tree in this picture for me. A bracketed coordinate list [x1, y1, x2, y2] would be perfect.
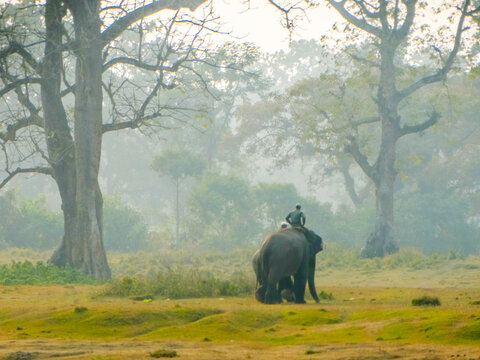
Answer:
[0, 0, 213, 278]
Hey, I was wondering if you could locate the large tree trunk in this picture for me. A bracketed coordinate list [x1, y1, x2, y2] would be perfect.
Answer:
[42, 0, 78, 269]
[361, 44, 399, 258]
[175, 179, 180, 246]
[361, 122, 399, 258]
[67, 0, 110, 279]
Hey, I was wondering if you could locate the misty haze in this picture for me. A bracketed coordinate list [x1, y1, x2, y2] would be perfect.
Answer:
[0, 1, 479, 359]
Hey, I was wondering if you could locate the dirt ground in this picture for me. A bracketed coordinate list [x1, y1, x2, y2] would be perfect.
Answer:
[1, 339, 480, 360]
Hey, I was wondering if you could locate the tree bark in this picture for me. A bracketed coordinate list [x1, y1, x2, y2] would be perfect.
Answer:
[175, 179, 180, 246]
[361, 43, 400, 258]
[362, 121, 399, 257]
[67, 0, 110, 279]
[42, 0, 78, 269]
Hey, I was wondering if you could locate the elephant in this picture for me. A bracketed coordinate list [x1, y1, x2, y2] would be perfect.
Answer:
[253, 249, 294, 303]
[253, 227, 323, 304]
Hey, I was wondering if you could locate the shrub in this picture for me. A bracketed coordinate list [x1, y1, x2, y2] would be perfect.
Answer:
[318, 291, 334, 300]
[103, 195, 149, 252]
[0, 261, 97, 285]
[0, 192, 62, 250]
[412, 296, 441, 306]
[150, 349, 178, 358]
[103, 266, 254, 299]
[6, 352, 33, 360]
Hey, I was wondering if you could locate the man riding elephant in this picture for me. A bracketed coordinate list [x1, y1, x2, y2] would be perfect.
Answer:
[285, 203, 306, 227]
[253, 227, 323, 304]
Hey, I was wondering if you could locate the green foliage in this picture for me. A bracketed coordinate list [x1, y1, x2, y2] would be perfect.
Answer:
[253, 182, 300, 228]
[151, 149, 205, 183]
[318, 291, 335, 300]
[5, 352, 33, 360]
[412, 296, 441, 307]
[103, 194, 149, 252]
[103, 265, 254, 299]
[0, 191, 62, 250]
[187, 172, 262, 249]
[0, 261, 97, 285]
[395, 192, 479, 254]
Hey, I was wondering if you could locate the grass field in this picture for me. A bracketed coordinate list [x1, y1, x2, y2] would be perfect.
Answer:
[1, 248, 480, 359]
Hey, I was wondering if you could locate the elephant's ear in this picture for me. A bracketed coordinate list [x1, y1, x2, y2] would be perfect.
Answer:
[307, 232, 323, 253]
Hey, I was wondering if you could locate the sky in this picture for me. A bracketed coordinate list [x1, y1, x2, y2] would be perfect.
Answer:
[202, 0, 339, 52]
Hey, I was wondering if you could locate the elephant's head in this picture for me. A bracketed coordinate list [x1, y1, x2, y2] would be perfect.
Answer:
[307, 230, 323, 254]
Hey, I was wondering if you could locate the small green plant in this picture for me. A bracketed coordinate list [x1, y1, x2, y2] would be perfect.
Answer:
[305, 349, 320, 355]
[412, 296, 441, 306]
[150, 349, 178, 358]
[318, 290, 334, 300]
[6, 351, 34, 360]
[74, 306, 88, 313]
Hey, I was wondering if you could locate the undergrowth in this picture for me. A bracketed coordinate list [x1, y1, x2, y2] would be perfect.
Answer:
[102, 265, 254, 299]
[412, 296, 441, 306]
[0, 261, 97, 285]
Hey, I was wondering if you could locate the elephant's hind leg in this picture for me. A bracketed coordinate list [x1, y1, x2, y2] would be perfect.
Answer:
[255, 285, 267, 303]
[293, 272, 307, 304]
[264, 281, 281, 304]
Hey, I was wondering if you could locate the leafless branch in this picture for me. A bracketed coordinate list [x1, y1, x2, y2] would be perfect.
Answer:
[101, 0, 208, 46]
[0, 114, 44, 142]
[0, 77, 42, 97]
[0, 41, 40, 70]
[103, 56, 184, 72]
[0, 166, 52, 189]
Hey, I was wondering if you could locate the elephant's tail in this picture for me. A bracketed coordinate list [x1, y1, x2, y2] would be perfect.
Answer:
[255, 255, 264, 286]
[259, 250, 271, 286]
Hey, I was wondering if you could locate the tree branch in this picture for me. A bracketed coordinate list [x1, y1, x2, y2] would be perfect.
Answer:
[103, 56, 183, 72]
[328, 0, 383, 37]
[344, 135, 377, 182]
[0, 41, 41, 73]
[395, 0, 417, 40]
[0, 166, 52, 189]
[399, 110, 439, 137]
[100, 0, 208, 46]
[396, 0, 470, 101]
[339, 159, 363, 207]
[0, 77, 42, 97]
[0, 114, 44, 142]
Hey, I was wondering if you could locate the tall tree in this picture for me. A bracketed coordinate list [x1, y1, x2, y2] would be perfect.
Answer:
[251, 0, 479, 257]
[0, 0, 210, 278]
[152, 149, 205, 245]
[327, 0, 476, 257]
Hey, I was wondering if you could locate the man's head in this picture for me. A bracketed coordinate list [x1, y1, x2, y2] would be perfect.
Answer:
[295, 203, 301, 210]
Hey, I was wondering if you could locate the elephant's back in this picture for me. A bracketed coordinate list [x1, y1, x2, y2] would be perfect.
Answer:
[260, 229, 307, 273]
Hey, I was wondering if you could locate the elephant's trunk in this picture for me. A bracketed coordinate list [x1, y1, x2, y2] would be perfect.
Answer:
[308, 256, 319, 303]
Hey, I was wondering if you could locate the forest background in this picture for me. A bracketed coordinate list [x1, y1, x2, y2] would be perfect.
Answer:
[0, 0, 479, 276]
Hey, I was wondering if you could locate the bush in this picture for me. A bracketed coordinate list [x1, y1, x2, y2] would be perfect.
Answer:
[0, 261, 97, 285]
[103, 265, 254, 299]
[150, 349, 178, 358]
[103, 194, 149, 252]
[0, 191, 62, 250]
[412, 296, 441, 306]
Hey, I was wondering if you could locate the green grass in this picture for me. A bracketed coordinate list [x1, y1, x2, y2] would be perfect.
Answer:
[2, 285, 479, 348]
[0, 248, 480, 359]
